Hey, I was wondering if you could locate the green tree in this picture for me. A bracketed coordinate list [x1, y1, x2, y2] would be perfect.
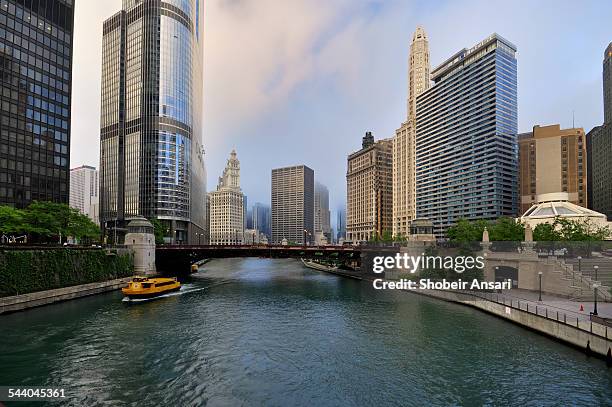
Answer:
[381, 229, 393, 243]
[533, 222, 561, 241]
[149, 218, 166, 245]
[489, 217, 524, 241]
[533, 217, 610, 242]
[67, 210, 100, 243]
[0, 206, 28, 235]
[22, 201, 71, 241]
[1, 201, 102, 244]
[447, 219, 490, 242]
[394, 233, 408, 243]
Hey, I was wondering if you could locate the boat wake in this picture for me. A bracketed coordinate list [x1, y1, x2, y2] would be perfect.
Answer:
[121, 280, 233, 303]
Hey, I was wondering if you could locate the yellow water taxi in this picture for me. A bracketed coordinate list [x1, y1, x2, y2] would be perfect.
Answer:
[122, 276, 180, 299]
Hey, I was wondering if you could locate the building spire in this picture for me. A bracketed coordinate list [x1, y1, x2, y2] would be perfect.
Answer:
[408, 26, 431, 121]
[217, 150, 241, 191]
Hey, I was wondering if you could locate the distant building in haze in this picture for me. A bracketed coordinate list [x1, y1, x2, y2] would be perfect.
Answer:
[336, 207, 346, 242]
[0, 0, 74, 207]
[208, 150, 244, 245]
[271, 165, 314, 245]
[416, 33, 518, 237]
[69, 165, 99, 225]
[252, 202, 270, 238]
[519, 125, 588, 214]
[314, 182, 331, 244]
[346, 132, 393, 242]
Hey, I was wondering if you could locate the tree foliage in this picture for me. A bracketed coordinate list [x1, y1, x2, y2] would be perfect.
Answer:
[0, 201, 100, 243]
[447, 219, 490, 242]
[447, 216, 610, 243]
[533, 217, 611, 241]
[149, 218, 166, 245]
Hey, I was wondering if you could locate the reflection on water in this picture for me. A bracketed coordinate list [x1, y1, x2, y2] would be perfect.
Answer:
[1, 258, 611, 406]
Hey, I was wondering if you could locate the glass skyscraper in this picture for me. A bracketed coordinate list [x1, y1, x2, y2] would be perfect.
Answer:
[0, 0, 74, 207]
[100, 0, 206, 244]
[416, 34, 518, 237]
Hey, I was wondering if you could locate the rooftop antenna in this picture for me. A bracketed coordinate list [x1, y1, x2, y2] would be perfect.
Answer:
[572, 110, 575, 128]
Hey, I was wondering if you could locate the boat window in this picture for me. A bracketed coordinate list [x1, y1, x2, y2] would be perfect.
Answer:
[141, 283, 151, 288]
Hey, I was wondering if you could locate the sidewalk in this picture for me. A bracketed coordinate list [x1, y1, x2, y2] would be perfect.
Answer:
[484, 288, 612, 322]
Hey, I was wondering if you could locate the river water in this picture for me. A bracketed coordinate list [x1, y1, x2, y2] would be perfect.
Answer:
[1, 258, 611, 406]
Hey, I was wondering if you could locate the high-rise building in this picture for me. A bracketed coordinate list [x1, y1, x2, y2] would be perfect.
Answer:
[408, 26, 430, 122]
[243, 194, 248, 231]
[69, 165, 99, 224]
[336, 207, 346, 242]
[99, 0, 206, 244]
[416, 34, 518, 237]
[0, 0, 74, 207]
[208, 150, 244, 245]
[589, 43, 612, 219]
[392, 27, 430, 238]
[271, 165, 314, 245]
[314, 182, 331, 244]
[604, 42, 612, 124]
[346, 132, 393, 242]
[204, 193, 210, 244]
[518, 125, 587, 214]
[252, 202, 270, 237]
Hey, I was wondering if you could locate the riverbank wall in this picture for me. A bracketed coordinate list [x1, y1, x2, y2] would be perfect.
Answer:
[412, 288, 612, 360]
[0, 247, 134, 313]
[0, 277, 131, 314]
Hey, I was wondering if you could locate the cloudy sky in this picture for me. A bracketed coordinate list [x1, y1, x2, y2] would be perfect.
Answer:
[71, 0, 611, 228]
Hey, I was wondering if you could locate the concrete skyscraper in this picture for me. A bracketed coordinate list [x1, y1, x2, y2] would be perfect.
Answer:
[347, 132, 393, 242]
[208, 150, 244, 245]
[416, 34, 518, 236]
[99, 0, 206, 244]
[408, 26, 430, 121]
[0, 0, 74, 207]
[589, 43, 612, 218]
[70, 165, 99, 225]
[392, 27, 430, 238]
[271, 165, 314, 245]
[518, 125, 588, 214]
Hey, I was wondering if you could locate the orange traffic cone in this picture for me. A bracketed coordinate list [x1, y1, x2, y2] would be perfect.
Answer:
[580, 304, 584, 311]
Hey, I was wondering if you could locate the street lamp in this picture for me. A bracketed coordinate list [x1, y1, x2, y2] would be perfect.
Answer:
[538, 271, 543, 302]
[594, 265, 599, 282]
[593, 283, 599, 316]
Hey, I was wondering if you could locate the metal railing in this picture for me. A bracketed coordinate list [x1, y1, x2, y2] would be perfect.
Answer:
[455, 289, 611, 341]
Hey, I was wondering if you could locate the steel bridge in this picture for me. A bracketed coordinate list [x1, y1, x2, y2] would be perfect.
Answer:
[155, 245, 362, 274]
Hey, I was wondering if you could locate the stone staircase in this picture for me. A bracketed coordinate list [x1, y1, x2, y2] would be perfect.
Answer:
[563, 257, 612, 301]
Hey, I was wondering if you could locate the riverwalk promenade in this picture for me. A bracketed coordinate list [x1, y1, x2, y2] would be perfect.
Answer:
[499, 288, 612, 321]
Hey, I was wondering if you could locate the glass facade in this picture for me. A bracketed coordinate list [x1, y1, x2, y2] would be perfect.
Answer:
[100, 0, 205, 243]
[0, 0, 74, 207]
[416, 34, 518, 237]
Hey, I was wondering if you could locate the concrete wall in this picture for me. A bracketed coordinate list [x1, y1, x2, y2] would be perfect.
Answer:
[416, 289, 612, 358]
[0, 277, 130, 314]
